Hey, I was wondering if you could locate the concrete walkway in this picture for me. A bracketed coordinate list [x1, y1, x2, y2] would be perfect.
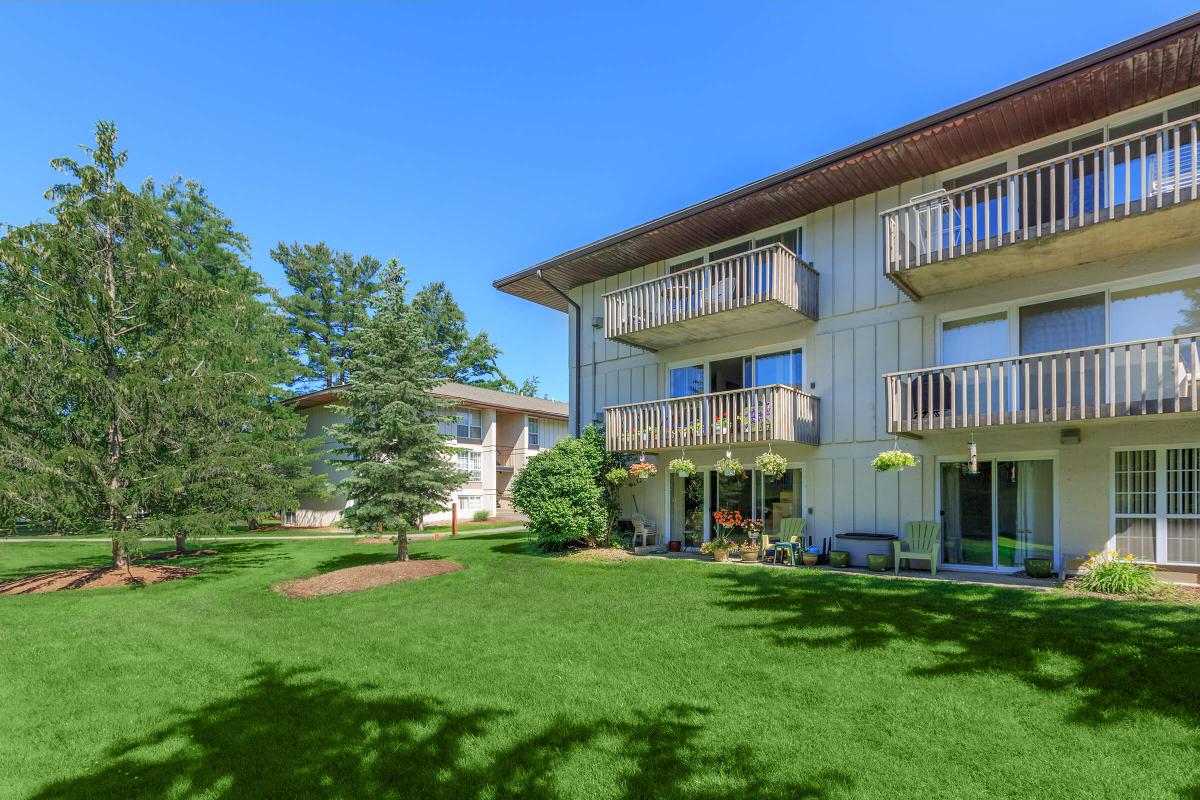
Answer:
[642, 550, 1061, 591]
[0, 525, 527, 544]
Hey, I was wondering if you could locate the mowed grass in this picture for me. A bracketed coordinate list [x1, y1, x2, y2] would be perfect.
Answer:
[1, 533, 1198, 800]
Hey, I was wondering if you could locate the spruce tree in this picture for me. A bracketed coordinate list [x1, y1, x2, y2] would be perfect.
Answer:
[0, 122, 322, 564]
[274, 243, 380, 390]
[327, 264, 464, 561]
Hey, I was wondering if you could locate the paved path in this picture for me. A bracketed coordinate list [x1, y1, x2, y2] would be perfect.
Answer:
[0, 525, 527, 544]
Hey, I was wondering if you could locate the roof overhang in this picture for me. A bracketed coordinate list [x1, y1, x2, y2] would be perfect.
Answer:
[494, 13, 1200, 311]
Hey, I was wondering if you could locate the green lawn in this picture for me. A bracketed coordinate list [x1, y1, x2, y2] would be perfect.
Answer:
[1, 532, 1197, 800]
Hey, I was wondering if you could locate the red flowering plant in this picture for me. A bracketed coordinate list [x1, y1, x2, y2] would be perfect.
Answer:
[629, 461, 658, 481]
[709, 508, 745, 550]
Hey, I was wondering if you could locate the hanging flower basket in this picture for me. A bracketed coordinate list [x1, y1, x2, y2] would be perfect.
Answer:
[668, 457, 696, 478]
[629, 461, 657, 481]
[604, 467, 629, 485]
[755, 451, 788, 479]
[872, 448, 918, 472]
[715, 455, 743, 477]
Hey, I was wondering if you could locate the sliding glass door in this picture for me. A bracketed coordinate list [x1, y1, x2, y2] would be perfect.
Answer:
[941, 458, 1055, 569]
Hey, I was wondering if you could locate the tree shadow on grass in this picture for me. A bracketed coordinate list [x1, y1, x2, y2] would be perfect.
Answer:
[29, 663, 853, 800]
[709, 568, 1200, 790]
[184, 540, 291, 582]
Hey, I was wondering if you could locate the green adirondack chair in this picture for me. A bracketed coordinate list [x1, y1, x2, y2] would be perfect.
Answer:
[895, 521, 940, 575]
[776, 518, 806, 565]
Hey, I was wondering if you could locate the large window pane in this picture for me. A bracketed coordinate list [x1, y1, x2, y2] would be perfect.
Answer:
[709, 356, 745, 393]
[996, 460, 1054, 567]
[753, 350, 803, 387]
[943, 313, 1009, 363]
[669, 365, 704, 398]
[760, 468, 802, 537]
[1114, 449, 1156, 561]
[1167, 447, 1200, 563]
[1019, 293, 1105, 354]
[1111, 278, 1200, 342]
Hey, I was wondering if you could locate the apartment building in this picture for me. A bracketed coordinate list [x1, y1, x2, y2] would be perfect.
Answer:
[495, 16, 1200, 583]
[283, 382, 568, 526]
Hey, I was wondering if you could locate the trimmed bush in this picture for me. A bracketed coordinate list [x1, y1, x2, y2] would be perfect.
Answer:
[472, 510, 490, 523]
[511, 438, 607, 551]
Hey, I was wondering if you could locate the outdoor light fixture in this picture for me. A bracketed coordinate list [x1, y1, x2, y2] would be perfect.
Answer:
[967, 436, 979, 476]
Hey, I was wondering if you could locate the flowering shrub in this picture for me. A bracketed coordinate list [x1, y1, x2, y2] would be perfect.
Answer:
[1074, 549, 1161, 595]
[629, 461, 657, 481]
[715, 455, 743, 476]
[872, 448, 918, 472]
[755, 451, 788, 479]
[668, 457, 696, 476]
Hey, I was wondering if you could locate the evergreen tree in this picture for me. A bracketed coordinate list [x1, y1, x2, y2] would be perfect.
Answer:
[514, 376, 542, 397]
[0, 122, 321, 564]
[327, 264, 464, 560]
[273, 243, 380, 390]
[409, 281, 508, 387]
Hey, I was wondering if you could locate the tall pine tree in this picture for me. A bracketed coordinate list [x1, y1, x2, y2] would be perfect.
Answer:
[273, 243, 380, 390]
[326, 264, 464, 561]
[409, 281, 509, 387]
[0, 122, 321, 564]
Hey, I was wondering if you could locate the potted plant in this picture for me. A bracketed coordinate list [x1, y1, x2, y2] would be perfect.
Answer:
[866, 553, 889, 571]
[715, 454, 743, 477]
[604, 467, 629, 486]
[629, 461, 657, 481]
[872, 448, 918, 472]
[802, 546, 820, 567]
[755, 451, 788, 480]
[738, 537, 759, 562]
[668, 457, 697, 478]
[829, 550, 850, 568]
[668, 539, 683, 553]
[701, 537, 733, 562]
[1024, 557, 1053, 579]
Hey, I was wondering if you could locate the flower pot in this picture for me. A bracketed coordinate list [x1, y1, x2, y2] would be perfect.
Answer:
[1024, 557, 1054, 579]
[802, 552, 819, 567]
[668, 541, 682, 553]
[866, 553, 888, 572]
[712, 548, 731, 562]
[829, 550, 850, 568]
[722, 469, 735, 477]
[677, 470, 691, 478]
[741, 550, 758, 562]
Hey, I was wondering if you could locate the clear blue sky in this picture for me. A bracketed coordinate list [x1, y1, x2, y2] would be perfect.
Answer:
[1, 1, 1195, 401]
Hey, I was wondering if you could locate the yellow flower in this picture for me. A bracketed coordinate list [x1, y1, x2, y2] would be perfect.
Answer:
[1088, 551, 1096, 557]
[1110, 550, 1118, 557]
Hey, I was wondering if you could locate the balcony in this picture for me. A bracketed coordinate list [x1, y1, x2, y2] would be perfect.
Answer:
[602, 244, 818, 350]
[604, 385, 819, 452]
[495, 446, 523, 471]
[881, 113, 1200, 299]
[884, 333, 1200, 435]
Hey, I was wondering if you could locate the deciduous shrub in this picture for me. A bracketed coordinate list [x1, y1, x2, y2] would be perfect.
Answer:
[511, 438, 607, 550]
[1074, 550, 1161, 595]
[472, 510, 489, 522]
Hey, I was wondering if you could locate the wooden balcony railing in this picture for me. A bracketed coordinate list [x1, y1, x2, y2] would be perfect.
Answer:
[882, 112, 1200, 286]
[602, 243, 818, 348]
[495, 446, 524, 470]
[604, 385, 819, 451]
[884, 333, 1200, 434]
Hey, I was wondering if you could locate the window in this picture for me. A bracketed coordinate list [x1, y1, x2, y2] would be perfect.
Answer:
[528, 417, 540, 447]
[746, 349, 803, 387]
[669, 365, 704, 398]
[456, 451, 481, 482]
[754, 227, 803, 257]
[282, 510, 296, 526]
[1113, 446, 1200, 563]
[708, 240, 752, 262]
[456, 409, 483, 440]
[942, 313, 1008, 364]
[1114, 449, 1157, 561]
[1110, 278, 1200, 342]
[458, 495, 482, 511]
[942, 161, 1008, 190]
[1018, 293, 1105, 355]
[668, 256, 703, 274]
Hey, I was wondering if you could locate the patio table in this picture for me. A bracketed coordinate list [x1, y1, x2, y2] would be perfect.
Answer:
[772, 541, 799, 566]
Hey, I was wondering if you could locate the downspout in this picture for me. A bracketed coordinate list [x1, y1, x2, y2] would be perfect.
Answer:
[535, 269, 583, 437]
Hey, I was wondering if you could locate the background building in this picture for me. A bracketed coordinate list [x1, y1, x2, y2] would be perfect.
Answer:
[284, 383, 568, 526]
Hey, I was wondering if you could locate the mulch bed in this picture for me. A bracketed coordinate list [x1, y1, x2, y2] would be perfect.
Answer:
[0, 565, 197, 595]
[274, 559, 463, 598]
[1061, 579, 1200, 605]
